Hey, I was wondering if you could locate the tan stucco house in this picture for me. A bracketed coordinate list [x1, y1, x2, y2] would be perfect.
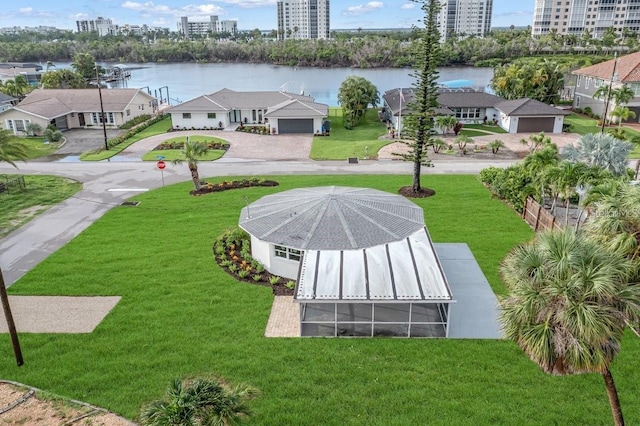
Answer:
[0, 88, 157, 135]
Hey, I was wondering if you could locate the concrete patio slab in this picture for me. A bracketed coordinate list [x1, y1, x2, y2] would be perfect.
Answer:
[435, 243, 503, 339]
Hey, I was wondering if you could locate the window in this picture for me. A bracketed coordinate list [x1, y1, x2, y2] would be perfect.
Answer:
[91, 112, 115, 125]
[576, 96, 581, 107]
[576, 75, 582, 86]
[274, 245, 301, 261]
[183, 113, 191, 119]
[126, 109, 131, 116]
[207, 112, 216, 119]
[585, 77, 590, 89]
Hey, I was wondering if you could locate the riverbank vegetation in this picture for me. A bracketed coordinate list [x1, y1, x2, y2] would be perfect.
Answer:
[0, 28, 636, 68]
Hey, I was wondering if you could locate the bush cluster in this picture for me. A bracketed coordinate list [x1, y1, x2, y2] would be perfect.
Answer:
[236, 125, 270, 135]
[157, 140, 229, 150]
[119, 114, 152, 129]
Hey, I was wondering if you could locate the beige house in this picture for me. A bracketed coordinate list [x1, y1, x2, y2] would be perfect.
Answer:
[0, 88, 157, 135]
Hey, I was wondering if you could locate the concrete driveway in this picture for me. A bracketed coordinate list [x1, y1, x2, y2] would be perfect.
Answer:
[118, 130, 313, 161]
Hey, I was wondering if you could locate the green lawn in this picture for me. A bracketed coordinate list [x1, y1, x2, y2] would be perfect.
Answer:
[80, 116, 172, 161]
[16, 136, 62, 159]
[564, 113, 640, 158]
[4, 174, 640, 424]
[0, 175, 81, 238]
[310, 108, 390, 160]
[463, 124, 507, 134]
[141, 135, 229, 161]
[459, 129, 493, 137]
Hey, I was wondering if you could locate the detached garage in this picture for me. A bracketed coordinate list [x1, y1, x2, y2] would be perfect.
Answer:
[496, 98, 570, 134]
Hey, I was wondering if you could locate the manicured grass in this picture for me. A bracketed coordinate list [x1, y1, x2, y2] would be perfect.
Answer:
[460, 129, 492, 137]
[0, 175, 81, 238]
[564, 113, 601, 134]
[80, 117, 172, 161]
[310, 108, 390, 160]
[4, 174, 640, 425]
[141, 150, 226, 161]
[15, 136, 62, 159]
[463, 124, 507, 134]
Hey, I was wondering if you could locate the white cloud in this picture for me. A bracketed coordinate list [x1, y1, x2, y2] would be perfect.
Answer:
[71, 13, 90, 19]
[120, 0, 274, 19]
[18, 7, 33, 13]
[400, 3, 414, 9]
[344, 1, 384, 16]
[494, 10, 533, 18]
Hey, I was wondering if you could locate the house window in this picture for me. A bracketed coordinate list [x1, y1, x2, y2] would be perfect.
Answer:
[576, 75, 582, 86]
[595, 79, 602, 88]
[576, 96, 581, 107]
[183, 113, 191, 119]
[585, 78, 590, 89]
[208, 112, 216, 119]
[274, 245, 302, 261]
[126, 109, 131, 116]
[6, 120, 13, 131]
[15, 119, 29, 132]
[91, 112, 115, 125]
[454, 108, 481, 119]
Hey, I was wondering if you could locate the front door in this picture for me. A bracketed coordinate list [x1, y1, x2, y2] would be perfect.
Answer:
[78, 113, 86, 127]
[229, 110, 241, 123]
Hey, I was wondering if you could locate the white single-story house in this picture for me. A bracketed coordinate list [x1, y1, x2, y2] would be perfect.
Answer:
[167, 88, 329, 134]
[382, 87, 570, 134]
[239, 186, 455, 338]
[495, 98, 571, 133]
[0, 88, 158, 135]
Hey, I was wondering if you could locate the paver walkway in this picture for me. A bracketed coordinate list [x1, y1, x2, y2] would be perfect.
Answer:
[265, 296, 300, 337]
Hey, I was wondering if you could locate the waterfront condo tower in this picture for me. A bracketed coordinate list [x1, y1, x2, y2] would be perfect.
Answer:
[532, 0, 640, 39]
[437, 0, 493, 42]
[277, 0, 330, 40]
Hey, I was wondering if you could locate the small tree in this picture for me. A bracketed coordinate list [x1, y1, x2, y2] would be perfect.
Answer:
[489, 139, 505, 154]
[337, 75, 379, 129]
[172, 139, 208, 191]
[520, 131, 551, 153]
[455, 134, 472, 151]
[25, 122, 42, 137]
[435, 115, 456, 135]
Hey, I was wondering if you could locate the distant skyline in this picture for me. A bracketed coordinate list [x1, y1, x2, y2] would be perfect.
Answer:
[3, 0, 534, 31]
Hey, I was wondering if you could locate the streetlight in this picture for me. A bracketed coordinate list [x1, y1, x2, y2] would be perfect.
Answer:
[95, 63, 109, 151]
[600, 52, 618, 134]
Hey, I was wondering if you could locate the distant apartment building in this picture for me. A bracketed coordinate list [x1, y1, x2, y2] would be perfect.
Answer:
[177, 16, 238, 39]
[76, 17, 116, 37]
[532, 0, 640, 39]
[276, 0, 330, 40]
[437, 0, 493, 42]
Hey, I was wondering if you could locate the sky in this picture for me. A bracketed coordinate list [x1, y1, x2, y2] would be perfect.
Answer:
[2, 0, 535, 31]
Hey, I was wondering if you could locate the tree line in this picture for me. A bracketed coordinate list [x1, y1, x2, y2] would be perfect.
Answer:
[0, 28, 637, 69]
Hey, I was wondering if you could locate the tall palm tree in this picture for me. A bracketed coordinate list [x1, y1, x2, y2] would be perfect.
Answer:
[140, 378, 257, 426]
[0, 129, 28, 168]
[172, 139, 208, 191]
[612, 85, 635, 106]
[500, 229, 640, 426]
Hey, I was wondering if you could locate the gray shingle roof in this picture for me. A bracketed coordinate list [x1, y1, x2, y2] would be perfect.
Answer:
[168, 88, 327, 115]
[239, 186, 425, 250]
[382, 87, 503, 116]
[12, 88, 151, 119]
[264, 98, 328, 117]
[0, 93, 16, 104]
[495, 98, 571, 116]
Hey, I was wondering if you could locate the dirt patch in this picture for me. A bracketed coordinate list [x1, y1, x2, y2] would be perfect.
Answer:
[8, 205, 47, 228]
[0, 382, 135, 425]
[398, 186, 436, 198]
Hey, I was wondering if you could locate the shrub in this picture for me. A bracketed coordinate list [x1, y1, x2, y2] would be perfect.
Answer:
[488, 139, 505, 154]
[583, 106, 592, 116]
[269, 275, 281, 285]
[43, 128, 63, 142]
[120, 114, 152, 129]
[285, 281, 296, 290]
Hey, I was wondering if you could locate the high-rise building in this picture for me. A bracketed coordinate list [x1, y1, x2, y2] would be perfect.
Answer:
[437, 0, 493, 42]
[532, 0, 640, 39]
[177, 16, 238, 39]
[76, 17, 116, 36]
[277, 0, 330, 40]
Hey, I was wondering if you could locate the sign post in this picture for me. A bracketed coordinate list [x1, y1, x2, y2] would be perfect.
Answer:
[156, 158, 166, 187]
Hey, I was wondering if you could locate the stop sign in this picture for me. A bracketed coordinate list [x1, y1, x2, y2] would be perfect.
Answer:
[157, 160, 166, 170]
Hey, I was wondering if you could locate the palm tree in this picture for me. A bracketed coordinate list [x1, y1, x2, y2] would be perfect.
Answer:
[172, 139, 208, 192]
[140, 377, 257, 426]
[561, 133, 633, 176]
[612, 85, 635, 106]
[610, 106, 637, 128]
[0, 129, 28, 168]
[435, 115, 456, 135]
[500, 229, 640, 426]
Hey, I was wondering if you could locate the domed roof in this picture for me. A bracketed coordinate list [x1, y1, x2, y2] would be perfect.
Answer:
[239, 186, 425, 250]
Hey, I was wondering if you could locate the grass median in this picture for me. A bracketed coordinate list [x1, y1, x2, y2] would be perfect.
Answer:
[4, 174, 639, 424]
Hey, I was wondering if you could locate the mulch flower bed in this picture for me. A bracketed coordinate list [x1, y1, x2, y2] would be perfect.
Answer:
[154, 141, 230, 150]
[213, 228, 295, 296]
[191, 179, 279, 196]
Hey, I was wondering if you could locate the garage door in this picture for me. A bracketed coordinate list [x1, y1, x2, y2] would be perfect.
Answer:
[54, 116, 68, 130]
[278, 119, 313, 134]
[517, 117, 554, 133]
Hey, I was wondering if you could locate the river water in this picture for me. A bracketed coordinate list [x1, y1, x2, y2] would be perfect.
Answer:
[57, 62, 494, 106]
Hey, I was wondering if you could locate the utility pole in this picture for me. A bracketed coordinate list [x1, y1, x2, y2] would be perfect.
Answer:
[0, 268, 23, 366]
[95, 63, 109, 150]
[600, 52, 618, 134]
